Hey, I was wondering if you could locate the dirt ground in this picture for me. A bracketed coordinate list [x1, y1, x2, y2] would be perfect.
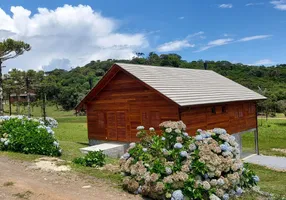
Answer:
[0, 156, 143, 200]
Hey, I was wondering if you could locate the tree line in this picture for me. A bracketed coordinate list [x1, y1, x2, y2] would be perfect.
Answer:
[1, 39, 286, 117]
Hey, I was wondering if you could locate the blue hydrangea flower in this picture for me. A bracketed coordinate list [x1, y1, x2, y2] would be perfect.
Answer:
[252, 175, 260, 182]
[183, 132, 189, 137]
[203, 174, 209, 179]
[223, 193, 229, 200]
[137, 186, 142, 194]
[229, 135, 236, 141]
[0, 138, 6, 143]
[220, 144, 228, 151]
[174, 143, 183, 149]
[53, 141, 59, 148]
[195, 135, 203, 141]
[4, 140, 9, 146]
[201, 133, 207, 138]
[236, 187, 243, 196]
[205, 132, 212, 138]
[217, 178, 225, 186]
[121, 153, 130, 160]
[229, 190, 236, 196]
[0, 116, 11, 121]
[142, 148, 147, 152]
[161, 137, 166, 141]
[165, 167, 172, 175]
[180, 151, 188, 157]
[189, 143, 197, 151]
[213, 128, 227, 135]
[197, 129, 202, 133]
[171, 190, 184, 200]
[162, 148, 167, 153]
[58, 149, 62, 154]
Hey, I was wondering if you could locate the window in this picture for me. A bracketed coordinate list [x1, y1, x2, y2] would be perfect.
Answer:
[211, 106, 216, 114]
[222, 105, 227, 113]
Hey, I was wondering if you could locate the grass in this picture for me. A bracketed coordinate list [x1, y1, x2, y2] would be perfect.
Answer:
[242, 118, 286, 157]
[13, 191, 33, 199]
[249, 164, 286, 198]
[3, 104, 74, 118]
[3, 181, 14, 186]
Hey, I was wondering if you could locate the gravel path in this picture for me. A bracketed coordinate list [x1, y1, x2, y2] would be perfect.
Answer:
[0, 156, 142, 200]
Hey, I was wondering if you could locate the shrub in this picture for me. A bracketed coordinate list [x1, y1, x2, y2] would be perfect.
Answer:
[73, 151, 106, 167]
[0, 116, 61, 156]
[120, 121, 259, 200]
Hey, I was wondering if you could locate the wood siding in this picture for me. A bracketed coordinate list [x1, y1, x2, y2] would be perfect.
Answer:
[86, 71, 179, 142]
[180, 101, 257, 135]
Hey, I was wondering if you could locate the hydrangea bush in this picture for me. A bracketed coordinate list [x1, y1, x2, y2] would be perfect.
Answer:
[120, 121, 259, 200]
[39, 117, 58, 128]
[0, 115, 61, 156]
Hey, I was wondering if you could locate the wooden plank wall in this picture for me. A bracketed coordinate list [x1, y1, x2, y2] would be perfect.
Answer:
[180, 101, 257, 135]
[86, 71, 179, 142]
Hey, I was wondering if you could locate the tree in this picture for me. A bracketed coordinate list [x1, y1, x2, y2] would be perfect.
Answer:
[6, 69, 25, 114]
[0, 38, 31, 115]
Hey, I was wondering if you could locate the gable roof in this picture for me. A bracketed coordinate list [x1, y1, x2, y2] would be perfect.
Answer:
[76, 63, 266, 110]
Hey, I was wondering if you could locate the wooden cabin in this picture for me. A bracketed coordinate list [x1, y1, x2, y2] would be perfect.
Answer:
[76, 63, 266, 154]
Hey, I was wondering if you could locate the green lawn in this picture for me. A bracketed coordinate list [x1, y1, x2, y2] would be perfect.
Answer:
[1, 106, 286, 198]
[3, 104, 75, 118]
[242, 118, 286, 157]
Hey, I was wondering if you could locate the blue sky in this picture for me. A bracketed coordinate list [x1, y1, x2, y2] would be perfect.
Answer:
[0, 0, 285, 71]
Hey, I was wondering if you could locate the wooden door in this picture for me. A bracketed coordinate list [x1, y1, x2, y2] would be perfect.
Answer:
[106, 112, 117, 140]
[116, 111, 128, 141]
[106, 111, 128, 141]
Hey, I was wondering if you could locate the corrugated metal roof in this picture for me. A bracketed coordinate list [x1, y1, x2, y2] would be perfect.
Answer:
[116, 63, 266, 106]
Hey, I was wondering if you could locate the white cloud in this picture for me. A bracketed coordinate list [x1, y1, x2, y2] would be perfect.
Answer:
[196, 34, 272, 52]
[245, 2, 264, 6]
[157, 40, 194, 52]
[195, 38, 233, 52]
[208, 38, 233, 46]
[0, 5, 148, 71]
[238, 35, 272, 42]
[219, 4, 233, 8]
[178, 16, 184, 20]
[270, 0, 286, 10]
[156, 31, 204, 52]
[250, 59, 275, 66]
[186, 31, 204, 38]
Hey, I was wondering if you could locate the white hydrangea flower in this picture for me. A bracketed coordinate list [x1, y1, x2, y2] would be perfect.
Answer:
[137, 126, 145, 130]
[165, 128, 172, 133]
[175, 128, 181, 134]
[202, 181, 211, 190]
[210, 194, 221, 200]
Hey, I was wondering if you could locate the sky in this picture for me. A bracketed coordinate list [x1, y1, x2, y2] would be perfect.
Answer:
[0, 0, 285, 72]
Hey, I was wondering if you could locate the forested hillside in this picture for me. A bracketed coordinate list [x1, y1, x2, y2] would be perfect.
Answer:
[4, 52, 286, 114]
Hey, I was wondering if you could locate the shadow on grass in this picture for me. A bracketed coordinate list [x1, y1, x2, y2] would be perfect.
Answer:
[76, 142, 89, 146]
[273, 122, 286, 127]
